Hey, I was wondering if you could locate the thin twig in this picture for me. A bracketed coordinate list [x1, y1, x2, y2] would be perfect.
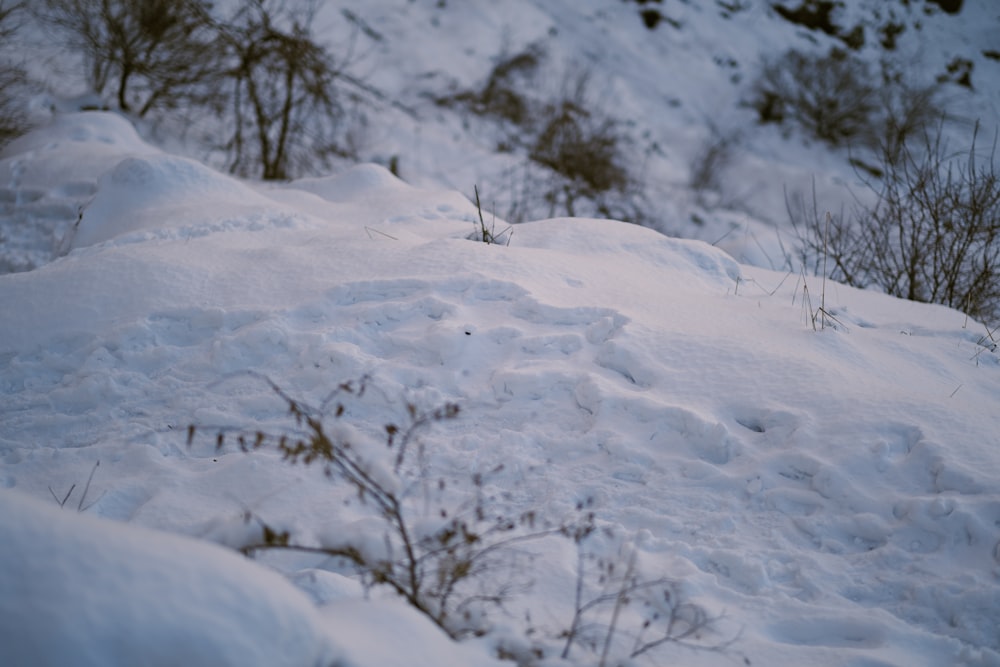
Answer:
[49, 484, 75, 508]
[365, 226, 398, 240]
[821, 211, 831, 330]
[78, 460, 102, 512]
[599, 548, 637, 667]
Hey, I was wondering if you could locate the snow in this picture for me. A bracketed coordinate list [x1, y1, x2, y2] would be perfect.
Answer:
[0, 487, 338, 667]
[1, 110, 998, 666]
[318, 599, 504, 667]
[2, 1, 1000, 664]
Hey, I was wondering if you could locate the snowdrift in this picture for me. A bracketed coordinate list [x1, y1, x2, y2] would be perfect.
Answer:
[0, 487, 337, 667]
[1, 113, 999, 666]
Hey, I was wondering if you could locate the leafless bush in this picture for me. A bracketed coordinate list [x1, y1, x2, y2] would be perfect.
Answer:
[752, 46, 949, 159]
[0, 1, 33, 147]
[188, 375, 730, 664]
[34, 0, 361, 180]
[878, 67, 949, 165]
[751, 49, 947, 166]
[218, 0, 355, 180]
[190, 375, 579, 640]
[689, 124, 741, 206]
[531, 91, 626, 200]
[0, 0, 25, 39]
[0, 61, 32, 148]
[752, 47, 878, 146]
[525, 72, 640, 221]
[793, 123, 1000, 322]
[440, 45, 544, 127]
[559, 541, 735, 666]
[444, 53, 644, 224]
[34, 0, 219, 116]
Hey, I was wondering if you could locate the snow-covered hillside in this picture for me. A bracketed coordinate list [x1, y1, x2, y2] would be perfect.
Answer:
[1, 111, 999, 666]
[305, 0, 1000, 252]
[2, 1, 1000, 665]
[4, 0, 998, 275]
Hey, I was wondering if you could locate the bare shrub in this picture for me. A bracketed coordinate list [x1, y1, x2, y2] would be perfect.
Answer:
[752, 46, 948, 164]
[188, 375, 729, 663]
[219, 0, 353, 180]
[559, 540, 735, 666]
[34, 0, 219, 116]
[0, 62, 33, 148]
[527, 72, 638, 221]
[0, 1, 33, 148]
[0, 0, 25, 39]
[443, 52, 643, 224]
[751, 47, 877, 146]
[440, 45, 544, 127]
[793, 123, 1000, 322]
[689, 124, 741, 206]
[190, 376, 576, 639]
[531, 98, 626, 198]
[878, 63, 949, 163]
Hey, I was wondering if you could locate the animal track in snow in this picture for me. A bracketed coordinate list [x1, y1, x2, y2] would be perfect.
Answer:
[768, 616, 886, 648]
[327, 279, 431, 306]
[730, 406, 803, 444]
[594, 340, 654, 387]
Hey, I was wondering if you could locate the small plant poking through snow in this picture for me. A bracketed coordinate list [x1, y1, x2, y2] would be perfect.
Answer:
[188, 374, 732, 664]
[471, 185, 512, 245]
[560, 538, 734, 666]
[791, 122, 1000, 322]
[48, 460, 104, 512]
[189, 374, 574, 641]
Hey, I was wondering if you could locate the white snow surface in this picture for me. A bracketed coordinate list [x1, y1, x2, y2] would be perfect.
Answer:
[1, 112, 999, 666]
[0, 487, 338, 667]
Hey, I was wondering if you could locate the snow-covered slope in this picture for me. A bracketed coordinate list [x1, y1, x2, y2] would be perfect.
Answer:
[4, 1, 998, 275]
[306, 0, 1000, 254]
[1, 113, 998, 666]
[0, 487, 338, 667]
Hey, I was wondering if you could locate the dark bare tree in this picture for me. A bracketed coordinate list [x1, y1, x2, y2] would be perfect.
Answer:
[0, 64, 30, 146]
[219, 0, 349, 180]
[0, 0, 32, 147]
[35, 0, 218, 116]
[0, 0, 26, 39]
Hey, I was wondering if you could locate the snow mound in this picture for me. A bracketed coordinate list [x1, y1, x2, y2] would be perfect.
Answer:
[1, 109, 999, 666]
[511, 217, 742, 291]
[0, 113, 162, 271]
[319, 599, 504, 667]
[0, 111, 152, 161]
[287, 163, 413, 202]
[67, 153, 296, 250]
[280, 163, 479, 237]
[0, 488, 338, 667]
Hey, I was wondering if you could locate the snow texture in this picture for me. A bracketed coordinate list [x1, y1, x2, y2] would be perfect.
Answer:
[1, 0, 1000, 664]
[1, 111, 998, 667]
[0, 487, 338, 667]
